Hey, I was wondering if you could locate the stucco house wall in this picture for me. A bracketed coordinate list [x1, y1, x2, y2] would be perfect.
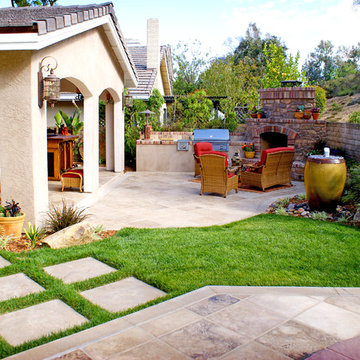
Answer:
[0, 5, 136, 225]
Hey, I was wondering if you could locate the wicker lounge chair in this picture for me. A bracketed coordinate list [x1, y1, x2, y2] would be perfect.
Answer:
[60, 169, 83, 192]
[199, 153, 238, 198]
[240, 147, 295, 191]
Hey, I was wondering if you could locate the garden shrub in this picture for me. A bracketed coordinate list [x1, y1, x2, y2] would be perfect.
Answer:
[349, 111, 360, 124]
[46, 201, 88, 233]
[342, 164, 360, 207]
[314, 86, 327, 113]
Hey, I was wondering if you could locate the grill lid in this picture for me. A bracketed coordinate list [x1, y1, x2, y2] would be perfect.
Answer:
[193, 129, 229, 141]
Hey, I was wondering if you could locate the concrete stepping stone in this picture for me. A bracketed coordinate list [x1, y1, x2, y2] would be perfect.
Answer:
[0, 299, 87, 346]
[80, 276, 166, 313]
[0, 255, 11, 269]
[0, 273, 44, 302]
[44, 257, 116, 284]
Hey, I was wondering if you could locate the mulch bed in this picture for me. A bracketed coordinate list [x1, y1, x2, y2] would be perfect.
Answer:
[5, 230, 118, 253]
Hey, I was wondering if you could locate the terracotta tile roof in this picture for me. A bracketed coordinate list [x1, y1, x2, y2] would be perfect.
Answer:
[0, 2, 137, 80]
[127, 44, 173, 98]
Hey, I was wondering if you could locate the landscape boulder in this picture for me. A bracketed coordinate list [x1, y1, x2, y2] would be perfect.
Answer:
[42, 221, 101, 249]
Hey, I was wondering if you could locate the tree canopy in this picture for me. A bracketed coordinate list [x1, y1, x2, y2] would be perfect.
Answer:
[11, 0, 57, 7]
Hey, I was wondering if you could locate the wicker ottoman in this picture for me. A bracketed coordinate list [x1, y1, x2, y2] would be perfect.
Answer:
[60, 169, 83, 192]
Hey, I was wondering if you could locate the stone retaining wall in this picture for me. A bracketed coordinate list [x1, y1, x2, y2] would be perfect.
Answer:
[326, 123, 360, 161]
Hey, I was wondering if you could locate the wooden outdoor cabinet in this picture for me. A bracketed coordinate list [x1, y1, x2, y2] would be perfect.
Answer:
[47, 135, 78, 181]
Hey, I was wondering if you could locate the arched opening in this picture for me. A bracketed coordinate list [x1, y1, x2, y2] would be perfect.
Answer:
[260, 132, 288, 152]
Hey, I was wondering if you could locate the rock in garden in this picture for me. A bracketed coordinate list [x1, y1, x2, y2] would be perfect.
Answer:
[42, 221, 101, 249]
[354, 209, 360, 222]
[288, 203, 295, 211]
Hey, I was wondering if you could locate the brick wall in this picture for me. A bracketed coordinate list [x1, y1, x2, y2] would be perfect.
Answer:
[260, 87, 315, 119]
[326, 123, 360, 161]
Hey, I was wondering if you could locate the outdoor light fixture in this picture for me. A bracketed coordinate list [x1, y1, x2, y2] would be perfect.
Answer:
[38, 56, 61, 108]
[122, 92, 133, 109]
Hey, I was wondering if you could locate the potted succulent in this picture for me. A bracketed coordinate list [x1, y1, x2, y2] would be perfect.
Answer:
[0, 200, 25, 239]
[242, 143, 255, 159]
[294, 105, 304, 119]
[311, 107, 320, 120]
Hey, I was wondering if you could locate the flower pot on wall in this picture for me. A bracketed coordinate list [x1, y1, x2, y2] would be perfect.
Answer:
[312, 113, 319, 120]
[294, 111, 303, 119]
[0, 213, 25, 239]
[303, 110, 312, 120]
[244, 151, 255, 159]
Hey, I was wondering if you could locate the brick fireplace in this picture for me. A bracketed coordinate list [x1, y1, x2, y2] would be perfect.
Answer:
[245, 87, 327, 180]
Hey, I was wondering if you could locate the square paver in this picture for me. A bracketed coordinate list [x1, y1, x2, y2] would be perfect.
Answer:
[207, 300, 285, 337]
[0, 255, 11, 269]
[80, 277, 166, 312]
[186, 294, 240, 316]
[248, 294, 319, 317]
[295, 302, 360, 340]
[44, 257, 117, 284]
[0, 299, 87, 346]
[257, 320, 338, 359]
[0, 273, 44, 302]
[161, 319, 249, 359]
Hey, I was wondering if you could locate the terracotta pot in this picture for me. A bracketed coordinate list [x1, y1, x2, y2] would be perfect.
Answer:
[244, 151, 255, 159]
[257, 113, 261, 119]
[312, 112, 319, 120]
[0, 212, 25, 239]
[304, 156, 346, 211]
[303, 111, 312, 120]
[294, 111, 303, 119]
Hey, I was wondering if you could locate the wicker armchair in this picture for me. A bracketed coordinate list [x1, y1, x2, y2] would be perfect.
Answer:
[199, 154, 238, 198]
[240, 147, 295, 191]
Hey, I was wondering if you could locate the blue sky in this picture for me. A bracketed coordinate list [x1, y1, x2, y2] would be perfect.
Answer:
[1, 0, 359, 64]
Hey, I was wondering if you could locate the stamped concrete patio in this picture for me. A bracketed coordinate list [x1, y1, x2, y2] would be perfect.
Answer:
[49, 170, 305, 229]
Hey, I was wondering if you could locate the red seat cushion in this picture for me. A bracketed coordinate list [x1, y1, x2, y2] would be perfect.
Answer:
[228, 173, 235, 178]
[194, 142, 213, 157]
[62, 169, 83, 178]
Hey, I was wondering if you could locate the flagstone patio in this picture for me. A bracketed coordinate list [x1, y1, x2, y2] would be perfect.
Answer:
[49, 171, 306, 230]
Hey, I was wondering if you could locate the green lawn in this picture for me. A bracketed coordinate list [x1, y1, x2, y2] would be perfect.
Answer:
[0, 214, 359, 357]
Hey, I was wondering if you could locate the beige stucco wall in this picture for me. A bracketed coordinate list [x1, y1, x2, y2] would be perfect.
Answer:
[136, 144, 194, 172]
[0, 50, 41, 221]
[0, 25, 128, 225]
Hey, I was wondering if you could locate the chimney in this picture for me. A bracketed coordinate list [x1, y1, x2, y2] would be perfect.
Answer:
[147, 18, 160, 69]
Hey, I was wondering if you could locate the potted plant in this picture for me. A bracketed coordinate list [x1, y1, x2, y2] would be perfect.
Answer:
[250, 107, 257, 118]
[311, 107, 320, 120]
[0, 200, 25, 239]
[294, 105, 304, 119]
[257, 109, 266, 119]
[242, 143, 255, 159]
[303, 108, 312, 120]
